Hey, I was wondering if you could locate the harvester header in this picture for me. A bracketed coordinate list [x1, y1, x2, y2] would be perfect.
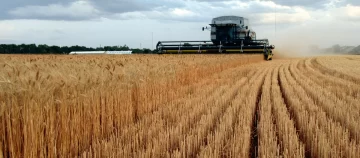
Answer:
[157, 16, 275, 60]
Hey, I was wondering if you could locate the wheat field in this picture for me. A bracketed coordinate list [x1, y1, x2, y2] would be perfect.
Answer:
[0, 54, 360, 158]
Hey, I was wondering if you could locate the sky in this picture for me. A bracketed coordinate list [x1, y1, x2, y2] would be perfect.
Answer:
[0, 0, 359, 50]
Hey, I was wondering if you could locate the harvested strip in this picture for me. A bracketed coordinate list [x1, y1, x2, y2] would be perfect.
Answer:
[282, 63, 359, 157]
[257, 68, 280, 157]
[271, 63, 305, 158]
[290, 60, 360, 142]
[196, 68, 266, 157]
[229, 66, 269, 157]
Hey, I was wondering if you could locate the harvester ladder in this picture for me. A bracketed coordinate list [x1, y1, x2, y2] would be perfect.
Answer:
[198, 42, 202, 53]
[241, 40, 244, 53]
[178, 41, 182, 53]
[219, 41, 222, 53]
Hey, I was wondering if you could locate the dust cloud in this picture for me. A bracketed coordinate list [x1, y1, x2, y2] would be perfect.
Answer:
[271, 30, 326, 59]
[272, 33, 343, 59]
[265, 17, 360, 59]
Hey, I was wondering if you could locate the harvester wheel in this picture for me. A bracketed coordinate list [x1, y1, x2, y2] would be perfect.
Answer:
[264, 49, 273, 61]
[267, 52, 273, 61]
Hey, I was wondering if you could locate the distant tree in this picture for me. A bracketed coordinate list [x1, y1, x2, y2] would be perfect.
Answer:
[60, 46, 70, 54]
[38, 44, 49, 54]
[119, 45, 130, 51]
[49, 46, 61, 54]
[349, 45, 360, 54]
[183, 43, 191, 46]
[95, 47, 105, 51]
[143, 48, 151, 53]
[28, 44, 37, 54]
[332, 44, 341, 53]
[0, 45, 4, 53]
[0, 44, 153, 54]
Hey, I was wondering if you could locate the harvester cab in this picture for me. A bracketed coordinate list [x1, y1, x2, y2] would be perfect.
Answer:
[157, 16, 274, 60]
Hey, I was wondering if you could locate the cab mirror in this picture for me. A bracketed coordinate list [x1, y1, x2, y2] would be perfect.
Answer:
[246, 26, 248, 29]
[202, 27, 205, 31]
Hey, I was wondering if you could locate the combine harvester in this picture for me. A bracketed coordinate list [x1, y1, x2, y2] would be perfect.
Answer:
[156, 16, 275, 60]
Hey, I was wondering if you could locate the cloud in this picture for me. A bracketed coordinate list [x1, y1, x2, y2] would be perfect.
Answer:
[331, 4, 360, 21]
[3, 0, 360, 22]
[0, 0, 334, 24]
[0, 0, 72, 19]
[188, 0, 330, 8]
[264, 0, 329, 7]
[345, 0, 360, 5]
[9, 1, 101, 20]
[219, 1, 312, 24]
[260, 8, 311, 24]
[110, 0, 314, 26]
[171, 8, 196, 16]
[5, 0, 186, 21]
[93, 0, 184, 14]
[112, 9, 203, 23]
[345, 5, 360, 18]
[4, 0, 355, 32]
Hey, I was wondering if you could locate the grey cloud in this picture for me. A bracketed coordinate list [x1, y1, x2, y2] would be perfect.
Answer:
[111, 0, 312, 25]
[187, 0, 232, 1]
[0, 0, 73, 19]
[345, 0, 360, 5]
[187, 0, 329, 7]
[92, 0, 184, 14]
[9, 1, 102, 21]
[266, 0, 329, 7]
[2, 0, 351, 22]
[2, 0, 185, 20]
[0, 0, 73, 9]
[93, 0, 150, 13]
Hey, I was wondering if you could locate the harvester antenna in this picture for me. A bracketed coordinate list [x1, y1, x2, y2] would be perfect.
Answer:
[275, 4, 277, 39]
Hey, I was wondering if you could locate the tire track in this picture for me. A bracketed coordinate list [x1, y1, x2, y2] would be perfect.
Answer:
[282, 61, 359, 157]
[232, 66, 269, 158]
[161, 76, 250, 157]
[229, 65, 269, 158]
[300, 58, 360, 118]
[171, 77, 249, 157]
[257, 67, 280, 157]
[290, 59, 360, 142]
[310, 58, 360, 84]
[248, 66, 269, 158]
[322, 57, 360, 74]
[302, 58, 360, 100]
[174, 67, 265, 158]
[196, 79, 251, 157]
[272, 63, 305, 158]
[196, 67, 268, 158]
[279, 63, 331, 157]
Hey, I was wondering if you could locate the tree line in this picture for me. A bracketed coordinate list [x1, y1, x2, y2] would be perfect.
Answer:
[0, 44, 155, 54]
